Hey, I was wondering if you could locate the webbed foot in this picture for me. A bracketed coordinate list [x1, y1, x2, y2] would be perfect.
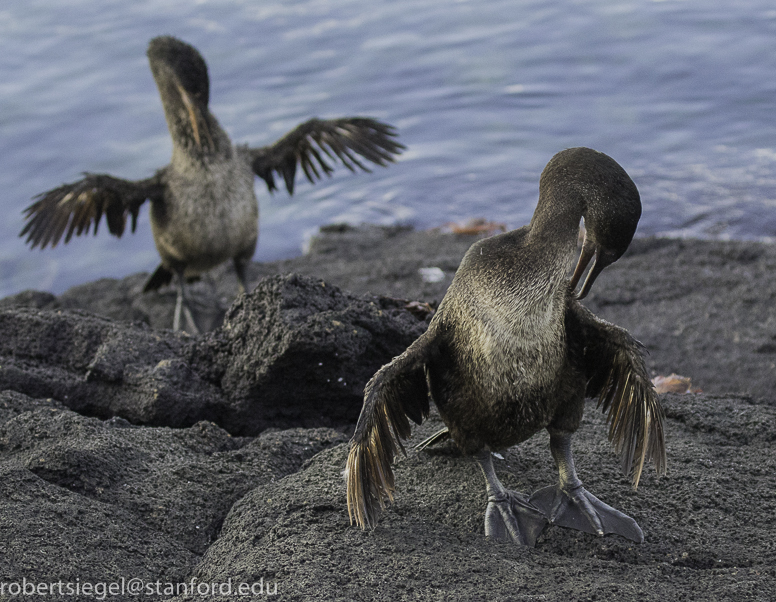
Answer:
[529, 484, 643, 543]
[476, 449, 547, 546]
[485, 490, 548, 547]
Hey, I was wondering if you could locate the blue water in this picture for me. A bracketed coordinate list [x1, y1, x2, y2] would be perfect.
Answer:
[3, 0, 776, 297]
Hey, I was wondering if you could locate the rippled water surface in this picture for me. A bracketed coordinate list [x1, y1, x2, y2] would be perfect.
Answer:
[3, 0, 776, 296]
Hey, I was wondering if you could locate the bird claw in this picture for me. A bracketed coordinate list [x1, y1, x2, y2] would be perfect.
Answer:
[484, 490, 548, 547]
[529, 484, 644, 543]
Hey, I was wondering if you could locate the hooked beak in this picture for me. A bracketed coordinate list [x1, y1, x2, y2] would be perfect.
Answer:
[569, 235, 618, 300]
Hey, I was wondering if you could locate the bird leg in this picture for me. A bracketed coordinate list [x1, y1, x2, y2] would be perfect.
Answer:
[233, 256, 250, 295]
[173, 271, 201, 334]
[476, 449, 547, 547]
[529, 431, 644, 543]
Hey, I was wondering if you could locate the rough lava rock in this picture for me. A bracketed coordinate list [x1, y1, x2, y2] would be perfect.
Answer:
[8, 226, 774, 403]
[0, 389, 346, 590]
[1, 226, 775, 600]
[0, 308, 217, 427]
[191, 273, 428, 435]
[171, 394, 776, 601]
[0, 273, 428, 436]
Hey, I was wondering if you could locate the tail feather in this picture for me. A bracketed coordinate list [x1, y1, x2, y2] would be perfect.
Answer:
[596, 347, 667, 488]
[346, 335, 434, 528]
[143, 264, 173, 292]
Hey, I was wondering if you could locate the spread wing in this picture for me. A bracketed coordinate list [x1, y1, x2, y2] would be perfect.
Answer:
[250, 117, 404, 195]
[20, 171, 166, 249]
[567, 300, 667, 488]
[346, 330, 436, 529]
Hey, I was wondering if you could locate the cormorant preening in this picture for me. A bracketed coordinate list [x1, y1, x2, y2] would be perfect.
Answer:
[20, 36, 404, 332]
[346, 147, 666, 546]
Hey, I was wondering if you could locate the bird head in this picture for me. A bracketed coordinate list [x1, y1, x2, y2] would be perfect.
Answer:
[543, 148, 641, 299]
[147, 36, 215, 153]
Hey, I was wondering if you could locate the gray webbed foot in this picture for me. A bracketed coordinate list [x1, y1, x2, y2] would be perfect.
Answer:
[485, 490, 548, 547]
[476, 449, 547, 547]
[530, 484, 644, 543]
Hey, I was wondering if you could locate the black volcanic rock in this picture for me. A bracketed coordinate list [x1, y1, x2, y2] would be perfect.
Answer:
[171, 394, 776, 601]
[0, 307, 221, 427]
[191, 273, 429, 435]
[0, 273, 428, 435]
[1, 226, 776, 599]
[0, 389, 345, 582]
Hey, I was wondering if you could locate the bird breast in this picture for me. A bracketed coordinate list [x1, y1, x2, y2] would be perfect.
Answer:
[429, 274, 572, 452]
[151, 147, 258, 272]
[458, 289, 567, 395]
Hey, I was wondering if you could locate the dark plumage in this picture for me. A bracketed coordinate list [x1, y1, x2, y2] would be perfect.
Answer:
[346, 147, 666, 546]
[20, 35, 404, 332]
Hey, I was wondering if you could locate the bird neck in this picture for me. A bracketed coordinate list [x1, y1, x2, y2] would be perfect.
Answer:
[167, 109, 231, 164]
[527, 188, 584, 269]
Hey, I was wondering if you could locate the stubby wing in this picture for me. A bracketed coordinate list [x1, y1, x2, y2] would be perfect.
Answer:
[250, 117, 404, 195]
[568, 301, 667, 488]
[346, 331, 436, 529]
[20, 171, 165, 249]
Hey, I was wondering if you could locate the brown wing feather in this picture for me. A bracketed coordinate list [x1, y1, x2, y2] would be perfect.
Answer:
[346, 332, 435, 529]
[594, 346, 667, 487]
[250, 117, 404, 195]
[20, 171, 165, 249]
[569, 301, 667, 488]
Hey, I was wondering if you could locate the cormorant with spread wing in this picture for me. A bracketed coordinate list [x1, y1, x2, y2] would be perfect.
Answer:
[347, 147, 666, 546]
[20, 36, 404, 332]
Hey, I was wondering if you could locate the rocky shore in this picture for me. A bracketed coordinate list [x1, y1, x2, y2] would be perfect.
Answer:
[0, 225, 774, 601]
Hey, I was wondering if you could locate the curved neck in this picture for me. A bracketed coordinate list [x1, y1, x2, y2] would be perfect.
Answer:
[152, 67, 230, 161]
[527, 188, 584, 260]
[166, 109, 231, 162]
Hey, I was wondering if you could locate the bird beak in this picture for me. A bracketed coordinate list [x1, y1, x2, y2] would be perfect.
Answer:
[175, 82, 214, 151]
[569, 236, 617, 300]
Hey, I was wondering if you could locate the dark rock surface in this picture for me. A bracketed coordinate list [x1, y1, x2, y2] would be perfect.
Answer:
[8, 225, 773, 403]
[0, 307, 213, 428]
[0, 389, 345, 590]
[172, 394, 776, 601]
[1, 225, 775, 600]
[191, 273, 428, 435]
[0, 272, 428, 435]
[583, 237, 776, 404]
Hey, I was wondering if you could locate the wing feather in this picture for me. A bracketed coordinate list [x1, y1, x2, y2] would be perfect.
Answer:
[569, 301, 667, 488]
[250, 117, 404, 195]
[346, 331, 435, 529]
[20, 171, 165, 249]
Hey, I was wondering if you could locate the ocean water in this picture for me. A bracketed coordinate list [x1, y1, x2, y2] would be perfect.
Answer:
[2, 0, 776, 297]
